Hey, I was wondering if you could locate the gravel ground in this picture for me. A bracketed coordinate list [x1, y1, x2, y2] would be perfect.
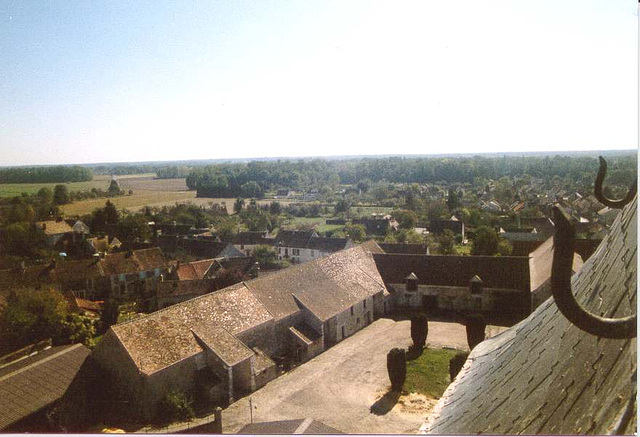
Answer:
[221, 318, 506, 434]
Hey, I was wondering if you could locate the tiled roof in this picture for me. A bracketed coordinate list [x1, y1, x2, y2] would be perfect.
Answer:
[232, 231, 272, 245]
[111, 283, 273, 375]
[36, 220, 73, 235]
[0, 344, 90, 430]
[423, 196, 637, 435]
[274, 230, 316, 248]
[373, 253, 531, 291]
[175, 259, 215, 281]
[100, 247, 168, 276]
[157, 279, 220, 297]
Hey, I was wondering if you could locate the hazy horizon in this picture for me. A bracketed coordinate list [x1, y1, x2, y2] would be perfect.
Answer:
[2, 1, 637, 167]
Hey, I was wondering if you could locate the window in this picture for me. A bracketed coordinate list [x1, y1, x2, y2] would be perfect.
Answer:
[356, 317, 360, 325]
[341, 326, 345, 339]
[350, 306, 354, 316]
[363, 299, 367, 309]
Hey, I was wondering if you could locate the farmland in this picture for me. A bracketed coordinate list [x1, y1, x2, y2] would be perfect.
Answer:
[52, 174, 300, 216]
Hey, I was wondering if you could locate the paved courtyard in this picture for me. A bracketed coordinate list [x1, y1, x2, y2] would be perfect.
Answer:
[222, 318, 506, 434]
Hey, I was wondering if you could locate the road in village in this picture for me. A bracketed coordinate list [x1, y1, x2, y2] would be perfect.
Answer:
[221, 318, 506, 434]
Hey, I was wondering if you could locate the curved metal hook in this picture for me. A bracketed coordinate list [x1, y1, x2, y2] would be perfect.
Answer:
[595, 156, 637, 209]
[551, 205, 636, 339]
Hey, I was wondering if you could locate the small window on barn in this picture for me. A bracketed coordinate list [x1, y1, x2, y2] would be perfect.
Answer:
[350, 306, 354, 316]
[363, 300, 367, 309]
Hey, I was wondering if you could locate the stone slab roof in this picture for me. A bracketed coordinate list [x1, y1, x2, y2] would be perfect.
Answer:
[0, 344, 90, 430]
[111, 283, 273, 375]
[192, 328, 253, 367]
[423, 196, 637, 435]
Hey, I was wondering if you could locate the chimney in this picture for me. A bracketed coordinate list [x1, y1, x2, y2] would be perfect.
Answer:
[470, 275, 483, 295]
[405, 272, 418, 291]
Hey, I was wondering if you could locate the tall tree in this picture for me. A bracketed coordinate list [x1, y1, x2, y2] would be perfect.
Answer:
[53, 185, 70, 205]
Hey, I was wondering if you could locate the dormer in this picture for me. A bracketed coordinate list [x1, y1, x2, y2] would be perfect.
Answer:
[405, 272, 419, 292]
[470, 275, 483, 294]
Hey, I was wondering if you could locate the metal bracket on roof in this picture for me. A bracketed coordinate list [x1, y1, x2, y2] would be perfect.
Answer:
[595, 156, 637, 209]
[551, 205, 636, 339]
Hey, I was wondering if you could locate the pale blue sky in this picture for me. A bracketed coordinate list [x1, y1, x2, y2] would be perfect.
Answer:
[1, 0, 637, 166]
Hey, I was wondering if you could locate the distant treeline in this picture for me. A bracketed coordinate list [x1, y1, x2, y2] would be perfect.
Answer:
[186, 154, 637, 197]
[155, 165, 191, 179]
[0, 166, 93, 184]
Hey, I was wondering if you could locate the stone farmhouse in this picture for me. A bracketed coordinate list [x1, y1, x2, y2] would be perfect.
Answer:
[373, 237, 583, 326]
[88, 242, 387, 421]
[274, 230, 353, 264]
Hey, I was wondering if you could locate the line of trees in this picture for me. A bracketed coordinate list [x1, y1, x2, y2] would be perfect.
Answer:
[184, 154, 637, 197]
[0, 166, 93, 183]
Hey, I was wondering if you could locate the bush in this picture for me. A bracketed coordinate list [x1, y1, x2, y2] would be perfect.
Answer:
[449, 352, 469, 381]
[410, 314, 429, 351]
[465, 315, 486, 350]
[155, 389, 194, 425]
[387, 348, 407, 392]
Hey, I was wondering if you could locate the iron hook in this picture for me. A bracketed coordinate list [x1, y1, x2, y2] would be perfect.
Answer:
[551, 205, 636, 339]
[595, 156, 637, 209]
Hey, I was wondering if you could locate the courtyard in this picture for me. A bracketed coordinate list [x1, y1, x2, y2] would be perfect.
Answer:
[221, 318, 505, 434]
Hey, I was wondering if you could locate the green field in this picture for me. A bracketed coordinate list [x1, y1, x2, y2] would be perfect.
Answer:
[0, 180, 110, 197]
[404, 348, 460, 398]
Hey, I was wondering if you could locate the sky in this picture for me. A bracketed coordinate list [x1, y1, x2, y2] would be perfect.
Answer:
[1, 0, 638, 166]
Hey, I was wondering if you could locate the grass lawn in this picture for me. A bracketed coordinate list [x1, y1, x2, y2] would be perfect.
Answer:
[454, 244, 471, 255]
[404, 348, 460, 398]
[0, 180, 110, 197]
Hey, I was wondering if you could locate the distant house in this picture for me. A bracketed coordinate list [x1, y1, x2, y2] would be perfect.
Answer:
[352, 214, 398, 235]
[159, 235, 244, 259]
[428, 218, 465, 240]
[275, 189, 293, 198]
[0, 342, 90, 432]
[36, 219, 75, 247]
[274, 230, 353, 263]
[232, 231, 274, 256]
[0, 247, 170, 302]
[88, 243, 387, 422]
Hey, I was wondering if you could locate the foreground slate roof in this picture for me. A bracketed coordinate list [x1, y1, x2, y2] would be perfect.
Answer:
[0, 344, 90, 430]
[422, 196, 637, 435]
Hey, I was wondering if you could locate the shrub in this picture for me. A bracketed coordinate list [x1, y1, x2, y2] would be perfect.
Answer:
[155, 389, 195, 425]
[449, 352, 469, 381]
[465, 315, 486, 350]
[386, 348, 407, 392]
[410, 313, 429, 350]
